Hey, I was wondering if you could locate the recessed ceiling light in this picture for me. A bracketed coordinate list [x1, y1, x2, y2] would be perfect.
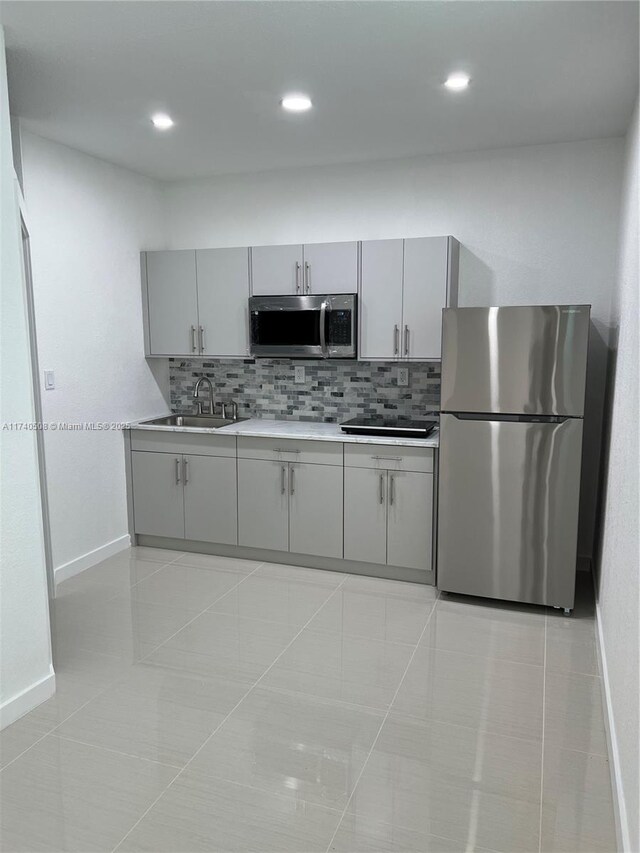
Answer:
[280, 94, 313, 113]
[151, 113, 174, 130]
[444, 73, 471, 92]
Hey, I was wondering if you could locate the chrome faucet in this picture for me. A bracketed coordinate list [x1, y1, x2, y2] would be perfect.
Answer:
[193, 376, 215, 415]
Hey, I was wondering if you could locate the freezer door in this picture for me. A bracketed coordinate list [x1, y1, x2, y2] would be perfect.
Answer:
[441, 305, 590, 416]
[437, 413, 583, 609]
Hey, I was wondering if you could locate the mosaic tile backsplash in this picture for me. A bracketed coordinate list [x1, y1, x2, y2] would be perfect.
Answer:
[169, 359, 441, 422]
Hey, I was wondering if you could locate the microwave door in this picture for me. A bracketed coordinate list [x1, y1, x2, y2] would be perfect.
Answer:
[250, 298, 324, 358]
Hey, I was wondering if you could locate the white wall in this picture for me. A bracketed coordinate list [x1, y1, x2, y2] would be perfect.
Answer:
[20, 132, 168, 578]
[164, 138, 624, 558]
[596, 101, 639, 853]
[0, 30, 53, 726]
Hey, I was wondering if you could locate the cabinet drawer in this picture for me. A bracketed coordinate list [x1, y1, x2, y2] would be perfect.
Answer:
[130, 429, 236, 457]
[236, 436, 343, 466]
[344, 443, 433, 473]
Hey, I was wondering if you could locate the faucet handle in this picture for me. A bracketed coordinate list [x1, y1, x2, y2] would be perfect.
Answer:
[223, 400, 238, 420]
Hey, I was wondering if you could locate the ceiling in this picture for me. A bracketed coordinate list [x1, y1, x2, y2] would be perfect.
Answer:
[2, 1, 638, 181]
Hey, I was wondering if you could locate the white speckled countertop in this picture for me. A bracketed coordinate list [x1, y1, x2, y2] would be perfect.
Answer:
[127, 416, 439, 448]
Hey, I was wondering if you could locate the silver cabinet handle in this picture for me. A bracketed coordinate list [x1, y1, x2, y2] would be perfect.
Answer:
[371, 455, 402, 461]
[191, 325, 198, 353]
[404, 325, 410, 356]
[183, 457, 189, 484]
[281, 465, 287, 495]
[389, 474, 395, 506]
[175, 458, 181, 484]
[290, 466, 295, 495]
[304, 261, 310, 294]
[295, 262, 301, 294]
[274, 447, 300, 454]
[379, 473, 385, 504]
[198, 326, 205, 354]
[393, 324, 399, 356]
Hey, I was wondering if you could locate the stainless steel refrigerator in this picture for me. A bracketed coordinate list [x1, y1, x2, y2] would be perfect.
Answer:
[437, 305, 590, 612]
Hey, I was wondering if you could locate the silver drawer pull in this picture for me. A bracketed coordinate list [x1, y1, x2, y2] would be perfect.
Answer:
[290, 466, 295, 495]
[175, 458, 181, 484]
[389, 474, 395, 505]
[281, 465, 286, 495]
[371, 455, 402, 461]
[379, 473, 385, 504]
[183, 457, 189, 484]
[274, 447, 300, 454]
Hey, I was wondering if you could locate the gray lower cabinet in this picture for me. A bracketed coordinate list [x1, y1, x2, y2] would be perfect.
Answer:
[344, 465, 433, 571]
[237, 458, 343, 558]
[289, 463, 343, 558]
[386, 471, 433, 571]
[132, 451, 238, 545]
[237, 458, 289, 551]
[183, 455, 237, 544]
[132, 451, 185, 539]
[344, 467, 387, 565]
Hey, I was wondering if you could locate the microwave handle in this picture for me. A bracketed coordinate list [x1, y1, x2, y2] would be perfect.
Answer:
[319, 300, 328, 357]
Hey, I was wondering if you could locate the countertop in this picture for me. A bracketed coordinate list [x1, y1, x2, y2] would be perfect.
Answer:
[127, 415, 439, 448]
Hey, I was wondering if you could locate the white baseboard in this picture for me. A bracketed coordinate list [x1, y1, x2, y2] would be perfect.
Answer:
[54, 534, 130, 586]
[594, 592, 630, 852]
[0, 669, 56, 730]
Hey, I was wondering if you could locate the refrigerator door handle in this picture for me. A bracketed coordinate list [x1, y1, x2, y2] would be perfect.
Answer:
[446, 412, 573, 424]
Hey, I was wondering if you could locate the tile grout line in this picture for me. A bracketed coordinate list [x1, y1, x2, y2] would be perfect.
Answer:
[538, 610, 548, 853]
[1, 555, 265, 776]
[110, 571, 352, 852]
[134, 561, 267, 665]
[324, 593, 441, 853]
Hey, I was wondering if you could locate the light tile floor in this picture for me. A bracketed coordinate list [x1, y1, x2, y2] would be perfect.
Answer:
[0, 549, 616, 852]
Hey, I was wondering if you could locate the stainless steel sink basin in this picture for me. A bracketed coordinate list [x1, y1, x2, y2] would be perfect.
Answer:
[140, 414, 247, 429]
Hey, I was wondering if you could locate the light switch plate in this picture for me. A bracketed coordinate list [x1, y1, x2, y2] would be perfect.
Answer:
[294, 366, 305, 384]
[397, 367, 409, 387]
[44, 370, 55, 390]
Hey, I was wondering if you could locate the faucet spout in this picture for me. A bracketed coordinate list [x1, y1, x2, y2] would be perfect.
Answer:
[193, 376, 215, 415]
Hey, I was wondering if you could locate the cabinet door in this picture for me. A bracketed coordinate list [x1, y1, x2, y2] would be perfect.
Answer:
[343, 467, 387, 565]
[251, 245, 304, 295]
[401, 237, 449, 360]
[145, 250, 198, 355]
[237, 459, 289, 551]
[289, 463, 343, 558]
[196, 248, 250, 357]
[302, 242, 358, 294]
[387, 471, 433, 571]
[183, 455, 238, 545]
[132, 451, 184, 539]
[359, 240, 403, 359]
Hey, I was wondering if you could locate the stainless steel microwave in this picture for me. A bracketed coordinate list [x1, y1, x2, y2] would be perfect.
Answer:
[249, 294, 357, 359]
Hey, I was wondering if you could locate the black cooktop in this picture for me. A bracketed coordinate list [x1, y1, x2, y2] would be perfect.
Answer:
[340, 416, 437, 438]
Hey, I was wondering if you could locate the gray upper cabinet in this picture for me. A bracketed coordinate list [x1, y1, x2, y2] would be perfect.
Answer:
[302, 241, 358, 294]
[402, 237, 455, 360]
[288, 462, 343, 558]
[359, 236, 459, 360]
[250, 244, 304, 295]
[359, 239, 404, 360]
[132, 451, 185, 539]
[196, 248, 250, 357]
[144, 250, 198, 356]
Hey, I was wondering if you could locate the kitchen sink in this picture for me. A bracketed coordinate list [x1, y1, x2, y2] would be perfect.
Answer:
[140, 414, 247, 429]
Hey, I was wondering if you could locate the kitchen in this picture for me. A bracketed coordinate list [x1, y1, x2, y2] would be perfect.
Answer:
[1, 3, 638, 852]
